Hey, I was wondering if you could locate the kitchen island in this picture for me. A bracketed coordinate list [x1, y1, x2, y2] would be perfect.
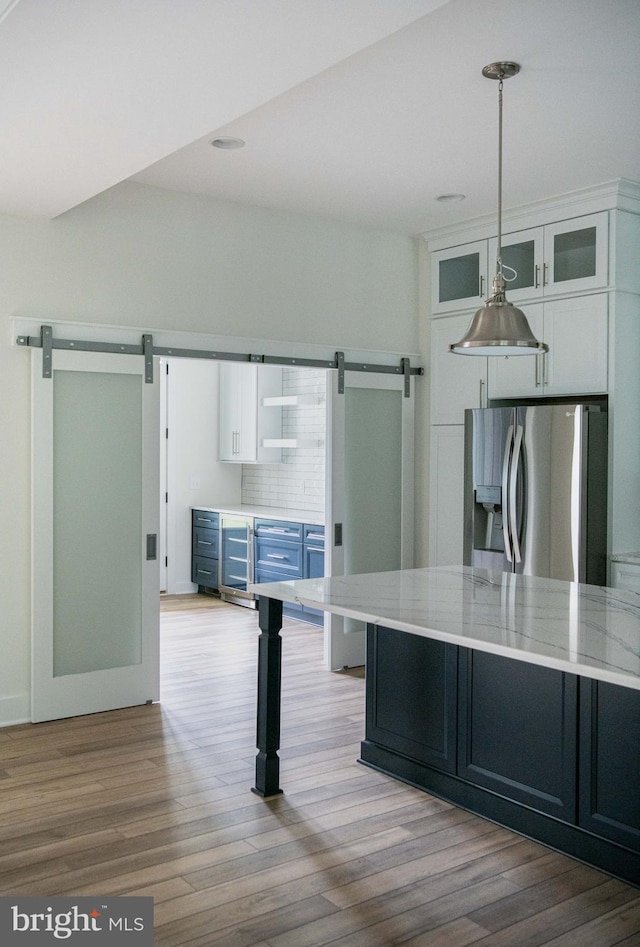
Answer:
[249, 566, 640, 886]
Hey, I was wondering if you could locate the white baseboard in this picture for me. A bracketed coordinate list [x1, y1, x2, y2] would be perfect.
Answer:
[166, 580, 198, 595]
[0, 693, 30, 728]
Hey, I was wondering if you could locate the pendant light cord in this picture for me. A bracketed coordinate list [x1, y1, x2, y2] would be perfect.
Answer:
[496, 75, 504, 282]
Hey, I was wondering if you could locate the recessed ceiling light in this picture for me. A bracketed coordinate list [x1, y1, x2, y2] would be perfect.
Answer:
[436, 193, 466, 203]
[210, 136, 246, 150]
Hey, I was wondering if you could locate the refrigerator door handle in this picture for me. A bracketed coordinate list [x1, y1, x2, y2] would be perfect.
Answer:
[501, 424, 514, 563]
[510, 424, 524, 563]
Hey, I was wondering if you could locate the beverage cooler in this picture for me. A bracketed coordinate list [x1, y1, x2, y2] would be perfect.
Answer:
[219, 514, 255, 607]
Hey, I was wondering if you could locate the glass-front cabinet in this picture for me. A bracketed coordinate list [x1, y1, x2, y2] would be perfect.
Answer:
[432, 212, 608, 313]
[430, 240, 488, 313]
[488, 227, 544, 301]
[545, 213, 608, 293]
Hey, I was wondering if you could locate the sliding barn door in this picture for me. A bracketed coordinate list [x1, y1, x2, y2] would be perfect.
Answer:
[325, 370, 414, 669]
[31, 350, 160, 722]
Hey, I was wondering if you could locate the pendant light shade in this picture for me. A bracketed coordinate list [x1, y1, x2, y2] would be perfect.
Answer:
[450, 62, 548, 357]
[450, 275, 548, 356]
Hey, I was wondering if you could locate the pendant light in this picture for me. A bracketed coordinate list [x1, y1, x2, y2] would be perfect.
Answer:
[450, 62, 548, 356]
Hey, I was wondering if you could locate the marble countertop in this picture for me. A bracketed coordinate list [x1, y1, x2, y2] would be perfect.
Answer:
[192, 505, 324, 526]
[249, 566, 640, 691]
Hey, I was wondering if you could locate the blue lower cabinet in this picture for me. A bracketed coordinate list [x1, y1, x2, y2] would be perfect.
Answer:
[255, 566, 303, 617]
[253, 519, 325, 626]
[303, 544, 324, 624]
[361, 628, 640, 888]
[302, 524, 325, 625]
[191, 511, 219, 590]
[255, 536, 303, 576]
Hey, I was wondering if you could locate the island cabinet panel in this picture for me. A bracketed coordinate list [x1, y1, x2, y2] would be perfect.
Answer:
[457, 649, 578, 822]
[365, 625, 458, 773]
[579, 679, 640, 852]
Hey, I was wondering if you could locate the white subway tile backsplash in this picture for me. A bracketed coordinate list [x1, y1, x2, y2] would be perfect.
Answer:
[241, 368, 326, 515]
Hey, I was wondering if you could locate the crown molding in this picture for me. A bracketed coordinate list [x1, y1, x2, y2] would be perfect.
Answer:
[422, 179, 640, 252]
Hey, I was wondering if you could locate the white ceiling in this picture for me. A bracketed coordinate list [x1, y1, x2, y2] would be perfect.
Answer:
[2, 0, 639, 234]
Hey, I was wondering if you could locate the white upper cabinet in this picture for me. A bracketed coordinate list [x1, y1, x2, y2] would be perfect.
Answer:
[433, 212, 609, 314]
[486, 303, 545, 399]
[488, 227, 544, 302]
[430, 314, 488, 425]
[488, 294, 608, 399]
[544, 213, 608, 294]
[430, 240, 488, 314]
[425, 181, 640, 570]
[219, 363, 283, 463]
[489, 213, 609, 302]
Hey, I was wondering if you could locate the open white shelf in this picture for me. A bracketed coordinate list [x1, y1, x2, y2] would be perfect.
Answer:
[262, 394, 323, 407]
[262, 438, 324, 449]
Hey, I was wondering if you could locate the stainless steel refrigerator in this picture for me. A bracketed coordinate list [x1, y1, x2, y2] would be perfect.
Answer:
[464, 403, 607, 584]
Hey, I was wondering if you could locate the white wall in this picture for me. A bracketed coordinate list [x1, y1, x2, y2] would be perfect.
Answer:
[166, 358, 243, 595]
[0, 181, 421, 726]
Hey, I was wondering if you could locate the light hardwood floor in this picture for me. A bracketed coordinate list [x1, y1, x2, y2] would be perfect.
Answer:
[1, 595, 639, 945]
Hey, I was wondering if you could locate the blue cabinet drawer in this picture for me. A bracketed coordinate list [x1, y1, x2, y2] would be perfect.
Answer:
[192, 526, 219, 559]
[255, 537, 303, 577]
[254, 519, 303, 542]
[192, 556, 219, 587]
[192, 510, 219, 529]
[303, 524, 325, 546]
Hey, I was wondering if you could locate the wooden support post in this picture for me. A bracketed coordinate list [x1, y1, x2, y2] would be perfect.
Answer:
[252, 596, 284, 797]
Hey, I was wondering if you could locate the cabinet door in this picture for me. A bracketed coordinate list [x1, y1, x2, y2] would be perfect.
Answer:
[489, 227, 544, 302]
[545, 212, 608, 294]
[487, 302, 544, 400]
[579, 679, 640, 853]
[431, 240, 488, 314]
[219, 365, 282, 463]
[366, 625, 458, 773]
[543, 294, 608, 395]
[431, 315, 487, 425]
[219, 363, 257, 462]
[429, 425, 464, 566]
[458, 649, 578, 822]
[303, 545, 325, 622]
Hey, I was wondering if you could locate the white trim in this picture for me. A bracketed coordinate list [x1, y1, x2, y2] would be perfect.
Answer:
[0, 694, 30, 728]
[422, 179, 640, 253]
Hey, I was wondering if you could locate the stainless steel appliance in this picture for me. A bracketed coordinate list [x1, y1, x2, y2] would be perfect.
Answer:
[219, 514, 255, 607]
[464, 403, 607, 583]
